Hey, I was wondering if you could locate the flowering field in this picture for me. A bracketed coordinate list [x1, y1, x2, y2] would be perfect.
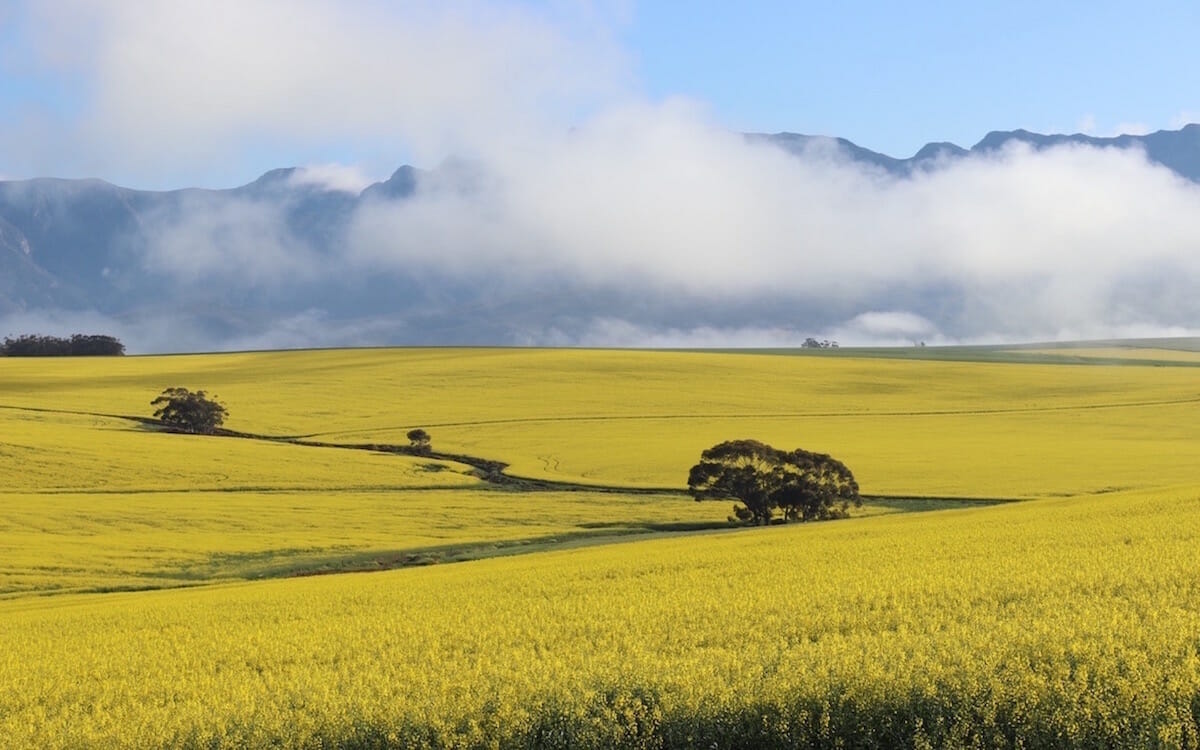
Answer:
[2, 346, 1200, 746]
[4, 346, 1199, 496]
[2, 486, 1200, 747]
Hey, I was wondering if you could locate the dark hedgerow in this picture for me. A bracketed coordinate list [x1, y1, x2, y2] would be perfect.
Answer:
[1, 334, 125, 356]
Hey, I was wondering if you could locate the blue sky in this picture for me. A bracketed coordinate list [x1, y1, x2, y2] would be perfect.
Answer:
[0, 0, 1198, 187]
[623, 1, 1200, 155]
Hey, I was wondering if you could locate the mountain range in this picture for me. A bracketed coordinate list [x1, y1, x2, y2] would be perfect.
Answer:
[2, 125, 1198, 351]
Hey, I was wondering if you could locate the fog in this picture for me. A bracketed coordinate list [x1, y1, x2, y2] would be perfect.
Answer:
[123, 127, 1200, 350]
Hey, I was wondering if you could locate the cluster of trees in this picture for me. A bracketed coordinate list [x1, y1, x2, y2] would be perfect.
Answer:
[151, 388, 228, 434]
[407, 429, 432, 454]
[688, 439, 860, 525]
[802, 337, 839, 349]
[2, 334, 125, 356]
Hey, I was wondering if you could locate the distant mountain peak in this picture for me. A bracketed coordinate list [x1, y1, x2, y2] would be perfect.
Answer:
[754, 124, 1200, 181]
[360, 165, 420, 201]
[912, 141, 968, 160]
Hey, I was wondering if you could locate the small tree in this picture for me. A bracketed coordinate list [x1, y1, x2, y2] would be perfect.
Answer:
[688, 439, 860, 525]
[151, 387, 228, 434]
[406, 428, 432, 454]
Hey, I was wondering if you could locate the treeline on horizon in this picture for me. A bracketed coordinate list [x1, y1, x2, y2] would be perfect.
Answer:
[1, 334, 125, 356]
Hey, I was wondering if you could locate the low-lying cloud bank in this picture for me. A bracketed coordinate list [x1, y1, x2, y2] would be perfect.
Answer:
[115, 107, 1200, 352]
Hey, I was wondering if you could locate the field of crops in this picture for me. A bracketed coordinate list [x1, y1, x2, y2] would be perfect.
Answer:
[4, 486, 1200, 747]
[4, 347, 1199, 495]
[2, 345, 1200, 747]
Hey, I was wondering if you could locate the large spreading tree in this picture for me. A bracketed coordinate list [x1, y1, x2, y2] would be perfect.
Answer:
[151, 387, 228, 434]
[688, 439, 860, 525]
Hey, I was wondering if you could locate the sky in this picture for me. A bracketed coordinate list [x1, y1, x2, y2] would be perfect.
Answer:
[2, 0, 1199, 188]
[1, 0, 1199, 351]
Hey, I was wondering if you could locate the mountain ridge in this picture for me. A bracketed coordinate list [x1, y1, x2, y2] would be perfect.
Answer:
[752, 123, 1200, 179]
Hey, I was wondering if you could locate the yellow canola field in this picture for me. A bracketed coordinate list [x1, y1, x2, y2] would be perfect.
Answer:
[1013, 346, 1200, 363]
[0, 489, 719, 597]
[3, 347, 1199, 601]
[4, 347, 1200, 496]
[2, 486, 1200, 748]
[0, 408, 479, 494]
[3, 347, 1200, 745]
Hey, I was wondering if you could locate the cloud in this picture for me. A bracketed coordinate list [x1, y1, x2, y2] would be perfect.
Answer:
[136, 193, 323, 286]
[0, 306, 437, 354]
[287, 165, 376, 194]
[532, 319, 834, 349]
[830, 312, 939, 344]
[6, 0, 631, 187]
[47, 86, 1190, 351]
[215, 310, 417, 353]
[335, 113, 1200, 345]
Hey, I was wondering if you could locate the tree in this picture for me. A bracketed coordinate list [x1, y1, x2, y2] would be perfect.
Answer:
[151, 387, 228, 434]
[772, 448, 860, 522]
[687, 440, 783, 525]
[687, 439, 860, 525]
[406, 428, 432, 454]
[801, 338, 838, 349]
[2, 334, 124, 356]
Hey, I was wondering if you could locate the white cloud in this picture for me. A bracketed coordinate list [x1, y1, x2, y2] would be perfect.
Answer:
[337, 116, 1200, 344]
[7, 0, 631, 187]
[137, 194, 323, 286]
[288, 165, 377, 194]
[830, 312, 938, 343]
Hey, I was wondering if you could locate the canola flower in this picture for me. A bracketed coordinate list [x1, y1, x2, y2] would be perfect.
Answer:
[2, 487, 1200, 747]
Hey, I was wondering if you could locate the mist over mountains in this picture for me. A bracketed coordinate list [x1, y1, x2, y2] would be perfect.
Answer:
[3, 124, 1200, 353]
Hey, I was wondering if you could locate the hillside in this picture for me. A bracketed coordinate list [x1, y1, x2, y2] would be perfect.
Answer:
[2, 345, 1198, 596]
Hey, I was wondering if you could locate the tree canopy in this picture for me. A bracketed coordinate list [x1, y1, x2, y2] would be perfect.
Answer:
[2, 334, 124, 356]
[151, 387, 228, 434]
[407, 428, 432, 454]
[688, 439, 860, 525]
